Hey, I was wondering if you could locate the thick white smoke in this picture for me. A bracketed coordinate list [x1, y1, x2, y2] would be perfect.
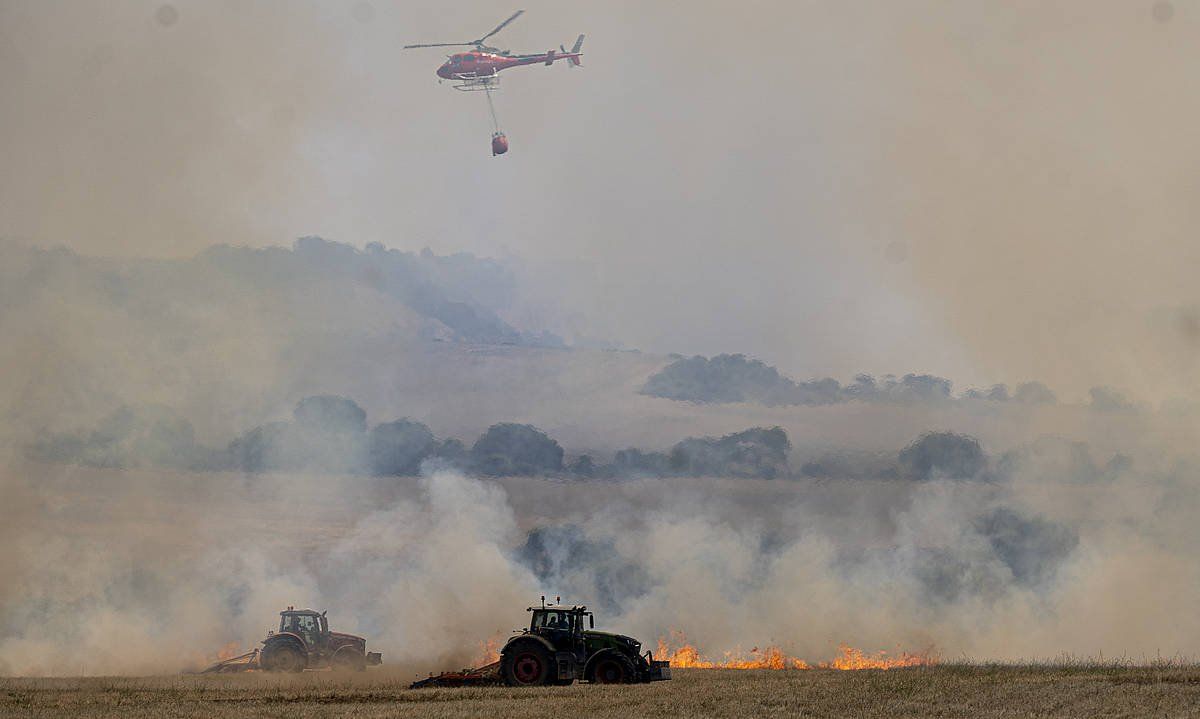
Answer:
[3, 433, 1199, 677]
[0, 469, 538, 676]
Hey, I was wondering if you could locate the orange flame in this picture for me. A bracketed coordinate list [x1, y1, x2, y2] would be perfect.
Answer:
[473, 635, 503, 666]
[656, 638, 809, 669]
[820, 645, 934, 670]
[186, 641, 251, 673]
[655, 631, 936, 671]
[215, 641, 243, 661]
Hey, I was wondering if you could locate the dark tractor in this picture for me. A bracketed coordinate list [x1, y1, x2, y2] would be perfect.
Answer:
[260, 607, 382, 672]
[499, 599, 671, 686]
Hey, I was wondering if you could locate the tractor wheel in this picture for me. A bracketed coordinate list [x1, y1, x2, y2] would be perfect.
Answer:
[591, 654, 635, 684]
[501, 643, 552, 687]
[261, 643, 306, 673]
[332, 650, 366, 672]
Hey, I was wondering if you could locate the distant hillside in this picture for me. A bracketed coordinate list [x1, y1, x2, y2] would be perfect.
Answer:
[1, 239, 1126, 465]
[201, 237, 563, 347]
[1, 237, 561, 348]
[0, 238, 569, 443]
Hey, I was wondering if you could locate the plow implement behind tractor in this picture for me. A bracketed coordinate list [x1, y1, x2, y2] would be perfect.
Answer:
[199, 649, 261, 674]
[410, 660, 502, 688]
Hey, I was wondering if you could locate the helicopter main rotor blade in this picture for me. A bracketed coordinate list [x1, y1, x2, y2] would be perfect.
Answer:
[475, 10, 523, 44]
[403, 42, 472, 49]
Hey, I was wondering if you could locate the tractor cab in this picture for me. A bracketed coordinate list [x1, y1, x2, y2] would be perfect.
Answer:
[525, 599, 593, 666]
[278, 608, 327, 646]
[529, 606, 592, 635]
[528, 599, 593, 645]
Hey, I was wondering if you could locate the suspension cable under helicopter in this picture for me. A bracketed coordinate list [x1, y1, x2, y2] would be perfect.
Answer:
[484, 85, 508, 155]
[484, 86, 500, 133]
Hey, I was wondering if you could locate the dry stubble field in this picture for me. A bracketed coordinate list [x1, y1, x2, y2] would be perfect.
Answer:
[3, 665, 1200, 719]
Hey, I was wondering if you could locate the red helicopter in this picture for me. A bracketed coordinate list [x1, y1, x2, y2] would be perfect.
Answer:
[404, 10, 584, 89]
[404, 10, 584, 155]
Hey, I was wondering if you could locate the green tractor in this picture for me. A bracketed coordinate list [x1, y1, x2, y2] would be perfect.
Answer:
[499, 598, 671, 686]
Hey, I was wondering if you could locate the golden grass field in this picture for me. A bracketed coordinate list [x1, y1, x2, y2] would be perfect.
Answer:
[3, 665, 1200, 719]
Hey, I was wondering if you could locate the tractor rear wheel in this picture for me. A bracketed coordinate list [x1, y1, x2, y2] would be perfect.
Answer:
[501, 643, 552, 687]
[262, 643, 306, 673]
[332, 650, 366, 672]
[591, 654, 635, 684]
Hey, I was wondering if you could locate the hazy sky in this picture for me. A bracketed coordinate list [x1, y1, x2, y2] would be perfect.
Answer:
[5, 3, 1200, 674]
[2, 1, 1197, 400]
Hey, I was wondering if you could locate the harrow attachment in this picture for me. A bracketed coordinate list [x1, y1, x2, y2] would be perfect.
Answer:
[196, 648, 261, 674]
[410, 660, 501, 689]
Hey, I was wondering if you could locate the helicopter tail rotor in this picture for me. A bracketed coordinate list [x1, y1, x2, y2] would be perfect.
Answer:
[567, 35, 584, 66]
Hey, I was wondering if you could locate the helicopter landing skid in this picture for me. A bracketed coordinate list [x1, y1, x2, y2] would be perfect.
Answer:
[452, 74, 499, 92]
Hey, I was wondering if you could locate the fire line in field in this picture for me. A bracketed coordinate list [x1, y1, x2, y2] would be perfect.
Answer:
[467, 630, 937, 672]
[655, 631, 938, 670]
